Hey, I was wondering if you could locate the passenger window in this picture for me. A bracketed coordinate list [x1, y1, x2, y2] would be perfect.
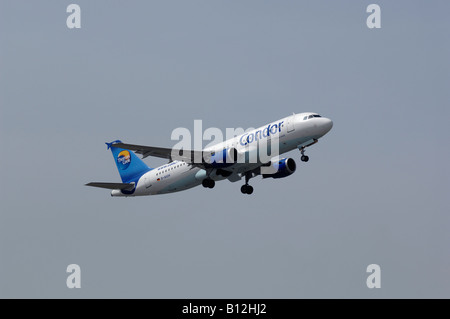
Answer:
[303, 116, 307, 120]
[308, 115, 313, 119]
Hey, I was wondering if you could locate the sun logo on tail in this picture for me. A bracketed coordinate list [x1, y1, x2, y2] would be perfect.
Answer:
[117, 150, 131, 170]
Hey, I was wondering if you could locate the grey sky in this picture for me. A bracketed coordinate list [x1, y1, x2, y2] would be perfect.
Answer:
[1, 1, 449, 298]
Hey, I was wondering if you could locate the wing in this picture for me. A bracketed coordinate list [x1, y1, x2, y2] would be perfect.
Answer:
[85, 182, 135, 190]
[112, 142, 245, 174]
[112, 142, 205, 163]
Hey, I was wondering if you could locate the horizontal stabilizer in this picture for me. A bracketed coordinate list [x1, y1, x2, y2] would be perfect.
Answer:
[85, 182, 135, 190]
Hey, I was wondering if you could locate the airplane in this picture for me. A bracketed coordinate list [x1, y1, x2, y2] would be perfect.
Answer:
[86, 112, 333, 196]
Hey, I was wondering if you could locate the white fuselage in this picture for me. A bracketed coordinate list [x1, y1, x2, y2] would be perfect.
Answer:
[112, 112, 333, 196]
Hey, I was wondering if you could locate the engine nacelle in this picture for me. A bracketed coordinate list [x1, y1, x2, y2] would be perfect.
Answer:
[262, 158, 296, 179]
[209, 147, 239, 168]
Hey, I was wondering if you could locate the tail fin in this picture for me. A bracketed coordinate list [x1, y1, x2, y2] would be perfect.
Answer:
[106, 140, 152, 183]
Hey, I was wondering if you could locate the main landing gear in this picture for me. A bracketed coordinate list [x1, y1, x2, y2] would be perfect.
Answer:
[202, 178, 215, 189]
[241, 172, 254, 195]
[241, 184, 253, 195]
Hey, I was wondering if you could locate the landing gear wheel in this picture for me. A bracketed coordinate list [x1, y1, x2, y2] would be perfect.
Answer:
[300, 146, 309, 162]
[240, 185, 254, 194]
[202, 179, 215, 188]
[241, 171, 254, 194]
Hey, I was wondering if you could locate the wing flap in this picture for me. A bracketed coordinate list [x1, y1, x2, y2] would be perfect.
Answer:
[227, 173, 242, 183]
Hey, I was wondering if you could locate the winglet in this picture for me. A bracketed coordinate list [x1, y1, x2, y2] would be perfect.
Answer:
[105, 140, 123, 150]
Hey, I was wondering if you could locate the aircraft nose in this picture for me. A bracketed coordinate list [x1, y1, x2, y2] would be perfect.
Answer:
[325, 118, 333, 131]
[321, 118, 333, 135]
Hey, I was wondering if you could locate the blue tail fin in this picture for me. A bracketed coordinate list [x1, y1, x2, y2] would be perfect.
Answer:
[106, 140, 152, 183]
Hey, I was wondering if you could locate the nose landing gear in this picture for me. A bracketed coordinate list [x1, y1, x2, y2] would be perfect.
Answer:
[299, 147, 309, 162]
[298, 139, 318, 162]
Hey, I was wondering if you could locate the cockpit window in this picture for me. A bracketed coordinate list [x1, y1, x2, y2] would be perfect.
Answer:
[304, 114, 322, 120]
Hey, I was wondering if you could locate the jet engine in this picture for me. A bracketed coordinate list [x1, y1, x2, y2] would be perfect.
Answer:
[262, 158, 296, 179]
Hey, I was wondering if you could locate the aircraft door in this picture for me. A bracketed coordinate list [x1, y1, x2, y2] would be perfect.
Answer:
[144, 176, 152, 189]
[287, 115, 295, 133]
